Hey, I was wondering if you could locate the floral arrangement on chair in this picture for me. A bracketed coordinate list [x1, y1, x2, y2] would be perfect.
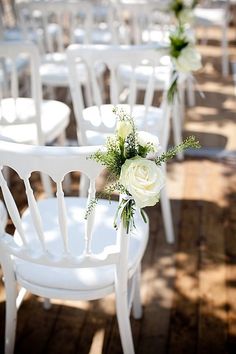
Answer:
[167, 0, 202, 104]
[167, 25, 202, 103]
[169, 0, 198, 26]
[86, 107, 200, 233]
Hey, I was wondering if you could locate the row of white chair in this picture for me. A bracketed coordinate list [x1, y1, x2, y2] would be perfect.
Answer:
[0, 39, 177, 354]
[0, 141, 148, 354]
[0, 40, 175, 242]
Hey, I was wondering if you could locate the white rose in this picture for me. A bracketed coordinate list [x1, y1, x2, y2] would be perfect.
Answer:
[173, 45, 202, 73]
[178, 8, 194, 24]
[183, 0, 193, 8]
[116, 120, 133, 140]
[119, 156, 165, 209]
[137, 131, 161, 158]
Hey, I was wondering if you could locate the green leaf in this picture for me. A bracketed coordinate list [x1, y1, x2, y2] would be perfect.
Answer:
[155, 136, 201, 165]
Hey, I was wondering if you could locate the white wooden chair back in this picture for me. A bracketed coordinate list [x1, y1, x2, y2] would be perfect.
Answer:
[115, 1, 173, 45]
[0, 41, 44, 144]
[16, 1, 119, 53]
[17, 1, 94, 53]
[0, 141, 128, 269]
[67, 43, 171, 148]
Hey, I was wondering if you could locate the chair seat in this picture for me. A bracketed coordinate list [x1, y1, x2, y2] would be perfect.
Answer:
[0, 57, 29, 83]
[118, 64, 172, 90]
[142, 28, 171, 44]
[81, 104, 164, 145]
[0, 98, 70, 144]
[3, 27, 39, 42]
[40, 53, 105, 87]
[194, 8, 227, 26]
[0, 200, 7, 232]
[14, 197, 149, 292]
[74, 27, 113, 44]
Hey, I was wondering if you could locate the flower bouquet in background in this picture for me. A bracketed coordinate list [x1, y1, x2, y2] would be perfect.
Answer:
[167, 25, 202, 103]
[86, 107, 200, 233]
[169, 0, 198, 26]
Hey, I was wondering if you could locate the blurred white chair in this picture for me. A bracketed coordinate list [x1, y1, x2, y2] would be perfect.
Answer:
[0, 141, 149, 354]
[67, 43, 175, 243]
[113, 1, 195, 158]
[0, 199, 7, 234]
[232, 61, 236, 95]
[0, 41, 70, 194]
[115, 0, 174, 45]
[16, 0, 116, 100]
[194, 0, 230, 76]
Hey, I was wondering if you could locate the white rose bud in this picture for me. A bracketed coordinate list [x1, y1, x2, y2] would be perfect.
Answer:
[137, 131, 162, 158]
[174, 45, 202, 73]
[119, 156, 165, 209]
[183, 0, 193, 8]
[116, 120, 133, 140]
[178, 8, 194, 24]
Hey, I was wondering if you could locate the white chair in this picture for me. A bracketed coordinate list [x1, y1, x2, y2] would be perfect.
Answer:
[115, 0, 174, 45]
[0, 199, 7, 233]
[67, 43, 175, 243]
[194, 0, 230, 76]
[0, 140, 149, 354]
[113, 1, 194, 158]
[16, 0, 115, 100]
[0, 41, 70, 194]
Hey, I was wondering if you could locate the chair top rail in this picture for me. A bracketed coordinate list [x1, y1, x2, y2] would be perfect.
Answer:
[0, 141, 121, 268]
[0, 141, 103, 180]
[0, 40, 44, 143]
[67, 43, 169, 67]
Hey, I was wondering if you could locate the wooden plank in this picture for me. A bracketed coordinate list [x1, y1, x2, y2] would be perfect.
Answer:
[75, 300, 114, 354]
[136, 202, 175, 354]
[197, 161, 227, 354]
[15, 296, 60, 354]
[45, 301, 88, 354]
[168, 160, 202, 354]
[224, 160, 236, 353]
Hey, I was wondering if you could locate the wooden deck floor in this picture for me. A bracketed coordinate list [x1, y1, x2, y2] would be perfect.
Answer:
[0, 23, 236, 354]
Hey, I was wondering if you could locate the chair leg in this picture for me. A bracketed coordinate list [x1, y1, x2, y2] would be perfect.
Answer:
[115, 287, 135, 354]
[160, 185, 175, 244]
[4, 271, 17, 354]
[84, 82, 92, 107]
[186, 75, 195, 107]
[222, 23, 229, 77]
[79, 173, 89, 197]
[46, 86, 56, 100]
[172, 97, 184, 161]
[43, 298, 51, 310]
[40, 172, 53, 197]
[132, 265, 142, 320]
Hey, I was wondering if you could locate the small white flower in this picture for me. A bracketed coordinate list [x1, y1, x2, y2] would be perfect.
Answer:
[178, 8, 194, 24]
[116, 120, 133, 140]
[137, 131, 161, 158]
[173, 45, 202, 73]
[183, 0, 193, 8]
[119, 156, 165, 209]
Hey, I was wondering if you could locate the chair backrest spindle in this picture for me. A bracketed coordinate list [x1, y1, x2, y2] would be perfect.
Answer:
[67, 44, 170, 145]
[56, 180, 69, 255]
[23, 176, 46, 251]
[0, 168, 27, 246]
[0, 142, 120, 268]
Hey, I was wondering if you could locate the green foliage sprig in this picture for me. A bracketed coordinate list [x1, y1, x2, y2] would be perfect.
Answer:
[169, 29, 189, 59]
[167, 27, 190, 103]
[169, 0, 198, 24]
[90, 107, 155, 178]
[155, 136, 200, 165]
[85, 108, 201, 233]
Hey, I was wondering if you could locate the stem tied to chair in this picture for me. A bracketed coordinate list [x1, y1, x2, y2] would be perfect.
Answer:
[167, 25, 202, 103]
[86, 107, 200, 233]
